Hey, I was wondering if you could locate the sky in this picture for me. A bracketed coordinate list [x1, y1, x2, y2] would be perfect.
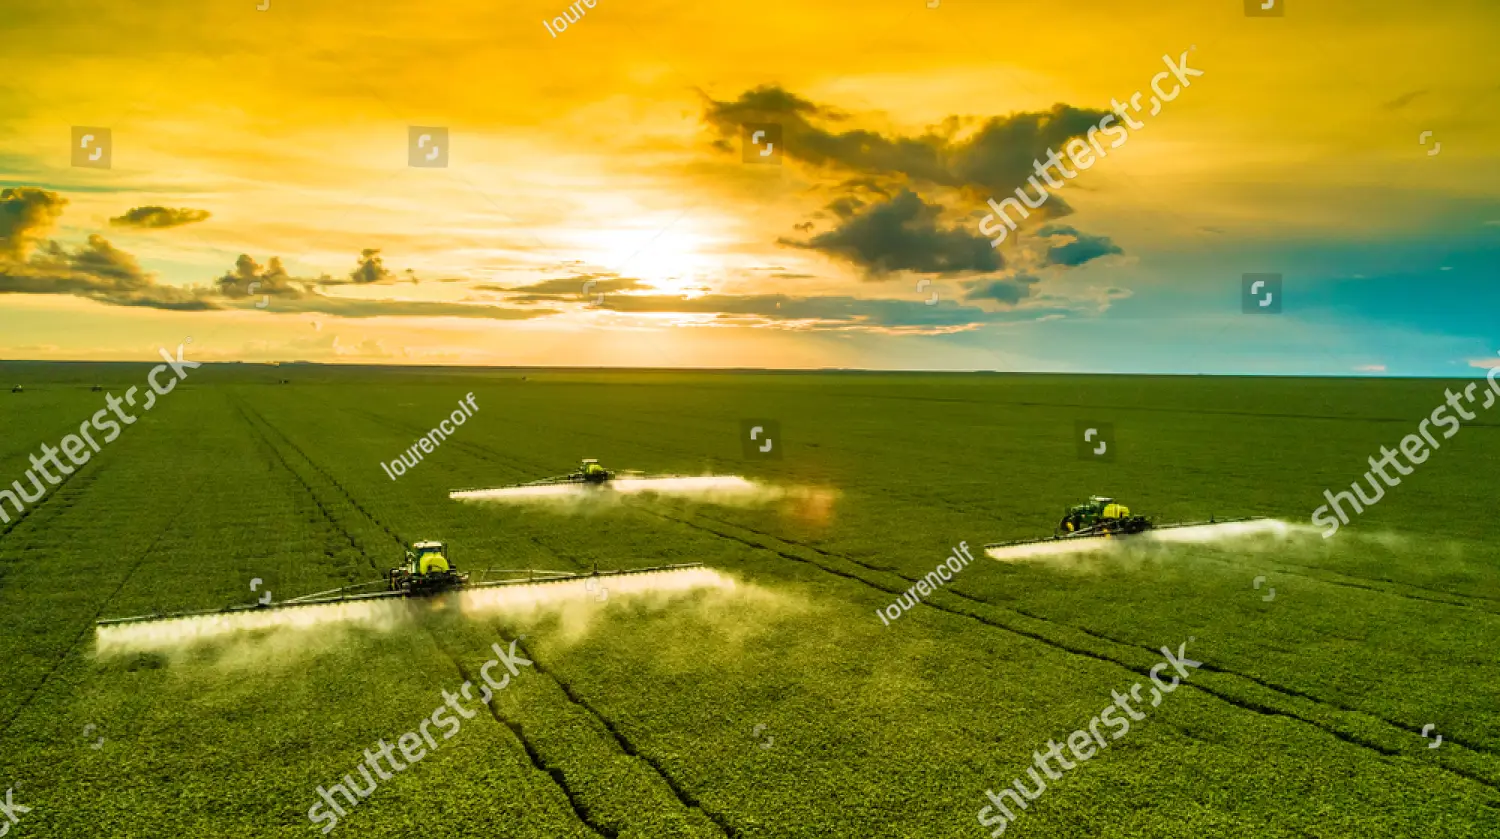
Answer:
[0, 0, 1496, 374]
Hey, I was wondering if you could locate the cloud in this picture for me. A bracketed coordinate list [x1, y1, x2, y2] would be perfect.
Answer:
[484, 274, 651, 300]
[214, 254, 313, 300]
[1037, 224, 1123, 267]
[0, 187, 68, 258]
[1382, 89, 1428, 111]
[0, 186, 549, 321]
[0, 235, 216, 310]
[590, 290, 1075, 333]
[2, 187, 214, 308]
[962, 273, 1041, 306]
[348, 248, 394, 284]
[259, 296, 557, 320]
[781, 190, 1002, 278]
[1354, 364, 1387, 373]
[108, 206, 211, 229]
[703, 85, 1109, 196]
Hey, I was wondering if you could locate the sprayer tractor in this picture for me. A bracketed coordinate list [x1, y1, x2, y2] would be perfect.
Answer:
[96, 537, 702, 629]
[1056, 496, 1153, 538]
[388, 540, 469, 593]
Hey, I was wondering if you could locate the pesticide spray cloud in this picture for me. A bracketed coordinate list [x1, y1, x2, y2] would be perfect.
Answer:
[454, 476, 776, 505]
[450, 476, 838, 521]
[94, 567, 739, 659]
[985, 518, 1309, 563]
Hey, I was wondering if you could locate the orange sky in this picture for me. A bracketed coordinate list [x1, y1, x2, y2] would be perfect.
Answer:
[1, 0, 1496, 372]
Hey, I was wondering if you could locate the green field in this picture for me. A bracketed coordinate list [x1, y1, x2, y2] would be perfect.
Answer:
[0, 363, 1497, 837]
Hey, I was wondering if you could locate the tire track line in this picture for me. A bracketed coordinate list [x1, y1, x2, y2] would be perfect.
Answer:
[247, 397, 732, 837]
[688, 507, 1500, 753]
[332, 394, 1500, 784]
[630, 505, 1500, 792]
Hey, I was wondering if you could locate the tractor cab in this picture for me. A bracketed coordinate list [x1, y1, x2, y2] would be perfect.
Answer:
[388, 540, 468, 593]
[10, 385, 21, 394]
[1058, 496, 1148, 536]
[578, 459, 610, 484]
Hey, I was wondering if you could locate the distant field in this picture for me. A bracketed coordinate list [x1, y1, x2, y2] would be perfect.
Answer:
[0, 364, 1496, 838]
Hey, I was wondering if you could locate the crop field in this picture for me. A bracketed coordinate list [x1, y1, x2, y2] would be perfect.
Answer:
[0, 363, 1497, 838]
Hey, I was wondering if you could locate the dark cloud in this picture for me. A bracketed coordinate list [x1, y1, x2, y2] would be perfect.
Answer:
[482, 274, 649, 299]
[1038, 224, 1123, 267]
[259, 296, 557, 320]
[349, 248, 394, 284]
[0, 187, 68, 258]
[214, 254, 314, 300]
[963, 274, 1041, 306]
[108, 206, 211, 229]
[1, 190, 214, 308]
[0, 186, 548, 320]
[703, 85, 1109, 195]
[1382, 89, 1428, 111]
[599, 292, 988, 330]
[1, 234, 216, 310]
[594, 290, 1076, 331]
[782, 190, 1002, 278]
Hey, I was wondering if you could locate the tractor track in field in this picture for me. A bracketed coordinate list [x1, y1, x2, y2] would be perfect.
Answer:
[290, 396, 1500, 792]
[244, 395, 736, 838]
[1185, 551, 1500, 615]
[1, 392, 237, 736]
[339, 396, 1007, 529]
[435, 642, 619, 839]
[0, 447, 108, 546]
[236, 400, 375, 570]
[237, 397, 618, 837]
[0, 488, 179, 740]
[627, 505, 1500, 791]
[331, 404, 583, 570]
[318, 395, 1500, 776]
[354, 393, 1498, 615]
[673, 507, 1500, 750]
[506, 634, 739, 839]
[324, 401, 738, 836]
